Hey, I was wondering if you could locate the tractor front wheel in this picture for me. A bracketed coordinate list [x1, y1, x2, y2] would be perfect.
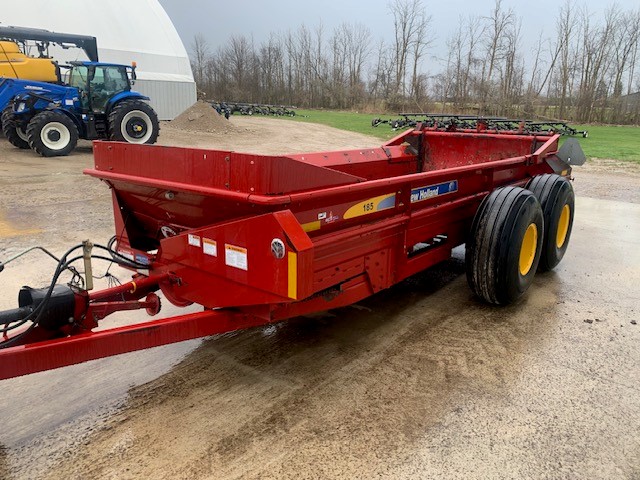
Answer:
[2, 106, 30, 149]
[27, 111, 79, 157]
[108, 100, 159, 144]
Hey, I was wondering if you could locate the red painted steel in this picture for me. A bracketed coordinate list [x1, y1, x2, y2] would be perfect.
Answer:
[0, 309, 275, 380]
[0, 126, 564, 379]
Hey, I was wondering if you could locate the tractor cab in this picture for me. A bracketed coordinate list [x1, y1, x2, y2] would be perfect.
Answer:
[67, 61, 135, 113]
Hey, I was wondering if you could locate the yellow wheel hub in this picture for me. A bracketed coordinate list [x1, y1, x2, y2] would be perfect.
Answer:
[556, 204, 570, 248]
[519, 223, 538, 276]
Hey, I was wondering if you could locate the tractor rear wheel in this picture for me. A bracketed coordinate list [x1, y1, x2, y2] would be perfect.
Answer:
[526, 174, 575, 271]
[108, 100, 159, 144]
[2, 106, 30, 149]
[27, 111, 79, 157]
[466, 186, 544, 305]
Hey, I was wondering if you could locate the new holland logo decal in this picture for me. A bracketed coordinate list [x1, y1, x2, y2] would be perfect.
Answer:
[410, 180, 458, 203]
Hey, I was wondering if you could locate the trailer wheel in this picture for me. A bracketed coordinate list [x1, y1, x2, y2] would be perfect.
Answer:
[466, 186, 544, 305]
[109, 100, 159, 144]
[1, 106, 30, 149]
[526, 174, 575, 271]
[27, 111, 79, 157]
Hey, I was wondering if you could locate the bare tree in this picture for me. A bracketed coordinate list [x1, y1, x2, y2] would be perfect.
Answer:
[284, 26, 312, 105]
[190, 34, 210, 92]
[462, 15, 485, 110]
[329, 25, 349, 107]
[370, 39, 395, 104]
[223, 35, 256, 101]
[479, 0, 516, 112]
[346, 23, 372, 105]
[327, 23, 371, 108]
[625, 10, 640, 97]
[389, 0, 430, 100]
[259, 33, 286, 104]
[444, 22, 465, 108]
[612, 9, 640, 97]
[409, 10, 432, 102]
[187, 3, 640, 125]
[543, 0, 580, 118]
[498, 18, 523, 115]
[575, 5, 618, 121]
[525, 30, 546, 100]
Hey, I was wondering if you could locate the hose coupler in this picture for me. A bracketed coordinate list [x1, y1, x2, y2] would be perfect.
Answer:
[18, 284, 78, 330]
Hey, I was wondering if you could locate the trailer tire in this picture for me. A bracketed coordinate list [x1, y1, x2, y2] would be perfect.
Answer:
[526, 174, 575, 271]
[466, 186, 543, 305]
[2, 106, 30, 149]
[27, 111, 78, 157]
[108, 99, 159, 144]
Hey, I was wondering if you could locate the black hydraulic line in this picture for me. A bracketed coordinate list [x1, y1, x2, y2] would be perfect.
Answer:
[0, 245, 62, 272]
[0, 239, 151, 345]
[20, 92, 56, 105]
[0, 244, 84, 334]
[0, 306, 33, 325]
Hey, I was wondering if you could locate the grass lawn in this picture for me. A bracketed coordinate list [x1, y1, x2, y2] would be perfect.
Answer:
[288, 109, 397, 140]
[278, 109, 640, 163]
[573, 125, 640, 163]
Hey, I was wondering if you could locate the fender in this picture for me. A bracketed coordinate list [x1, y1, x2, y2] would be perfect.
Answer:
[107, 91, 150, 111]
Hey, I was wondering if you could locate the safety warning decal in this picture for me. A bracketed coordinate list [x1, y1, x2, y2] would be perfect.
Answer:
[203, 238, 217, 257]
[117, 248, 134, 262]
[188, 234, 201, 247]
[225, 244, 248, 270]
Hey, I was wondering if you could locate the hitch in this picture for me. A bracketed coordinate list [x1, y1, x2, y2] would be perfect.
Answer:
[0, 241, 169, 351]
[16, 284, 82, 330]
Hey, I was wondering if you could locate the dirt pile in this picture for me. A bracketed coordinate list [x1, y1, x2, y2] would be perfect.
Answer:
[168, 101, 237, 134]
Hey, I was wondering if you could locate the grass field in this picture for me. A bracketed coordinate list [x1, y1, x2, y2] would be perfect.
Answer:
[282, 109, 640, 163]
[572, 125, 640, 162]
[290, 109, 395, 140]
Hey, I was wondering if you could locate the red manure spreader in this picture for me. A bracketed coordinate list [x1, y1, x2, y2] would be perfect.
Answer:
[0, 119, 584, 379]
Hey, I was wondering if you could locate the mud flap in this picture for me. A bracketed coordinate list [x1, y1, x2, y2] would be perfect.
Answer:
[546, 138, 586, 175]
[557, 138, 586, 166]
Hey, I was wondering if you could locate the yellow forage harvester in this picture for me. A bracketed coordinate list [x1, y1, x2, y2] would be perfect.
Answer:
[0, 40, 58, 82]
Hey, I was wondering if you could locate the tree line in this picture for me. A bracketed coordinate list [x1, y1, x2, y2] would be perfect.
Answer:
[190, 0, 640, 124]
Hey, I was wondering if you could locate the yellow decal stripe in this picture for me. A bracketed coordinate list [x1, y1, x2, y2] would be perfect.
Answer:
[343, 193, 396, 220]
[301, 220, 321, 232]
[288, 251, 298, 299]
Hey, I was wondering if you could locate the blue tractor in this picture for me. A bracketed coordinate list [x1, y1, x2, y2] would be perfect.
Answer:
[1, 61, 159, 157]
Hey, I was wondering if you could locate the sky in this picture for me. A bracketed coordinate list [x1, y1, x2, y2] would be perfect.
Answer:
[159, 0, 637, 71]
